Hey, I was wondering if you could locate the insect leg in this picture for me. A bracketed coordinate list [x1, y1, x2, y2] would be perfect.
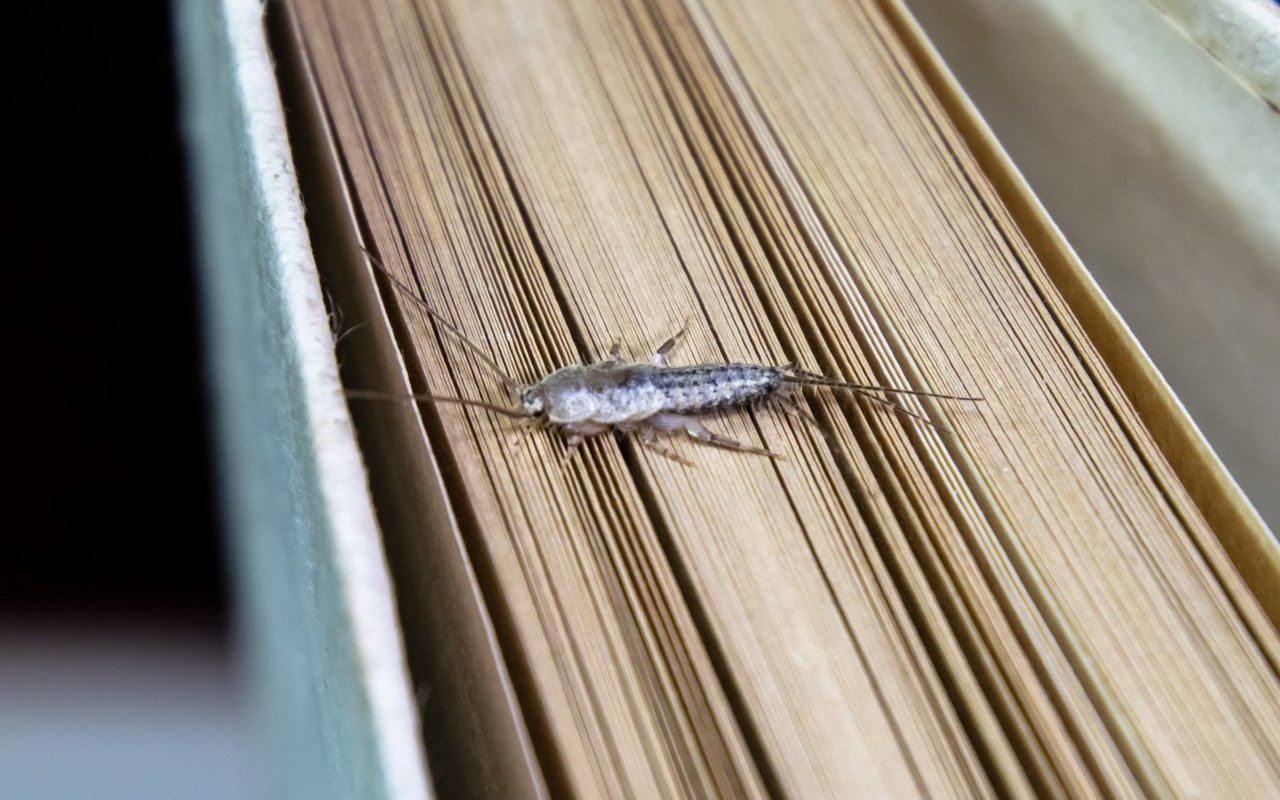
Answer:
[637, 427, 693, 466]
[562, 436, 584, 466]
[771, 393, 822, 431]
[599, 339, 623, 365]
[648, 413, 782, 459]
[561, 421, 609, 466]
[507, 416, 543, 449]
[652, 321, 689, 366]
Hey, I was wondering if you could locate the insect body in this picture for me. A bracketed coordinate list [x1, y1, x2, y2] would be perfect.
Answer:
[518, 333, 794, 461]
[529, 363, 783, 423]
[359, 253, 979, 464]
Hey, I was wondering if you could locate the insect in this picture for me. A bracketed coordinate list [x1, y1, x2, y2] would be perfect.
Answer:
[353, 253, 980, 464]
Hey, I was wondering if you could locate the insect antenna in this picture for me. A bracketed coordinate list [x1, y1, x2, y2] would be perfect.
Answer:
[359, 247, 522, 394]
[345, 389, 533, 419]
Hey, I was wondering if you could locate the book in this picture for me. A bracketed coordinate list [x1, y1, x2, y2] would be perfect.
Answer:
[272, 0, 1280, 796]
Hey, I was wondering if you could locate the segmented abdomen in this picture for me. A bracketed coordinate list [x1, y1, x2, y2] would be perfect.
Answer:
[642, 364, 783, 414]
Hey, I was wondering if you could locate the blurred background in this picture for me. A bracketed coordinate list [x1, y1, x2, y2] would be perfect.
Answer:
[903, 0, 1279, 531]
[4, 3, 251, 799]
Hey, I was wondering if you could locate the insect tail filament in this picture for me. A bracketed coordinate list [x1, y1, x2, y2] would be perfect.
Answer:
[783, 369, 982, 401]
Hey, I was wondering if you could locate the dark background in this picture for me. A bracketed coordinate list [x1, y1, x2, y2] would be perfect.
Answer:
[2, 11, 247, 797]
[8, 3, 224, 624]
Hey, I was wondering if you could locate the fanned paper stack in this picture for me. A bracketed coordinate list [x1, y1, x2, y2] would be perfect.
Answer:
[273, 0, 1279, 796]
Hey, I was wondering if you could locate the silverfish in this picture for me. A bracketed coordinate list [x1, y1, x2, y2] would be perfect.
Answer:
[352, 254, 979, 464]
